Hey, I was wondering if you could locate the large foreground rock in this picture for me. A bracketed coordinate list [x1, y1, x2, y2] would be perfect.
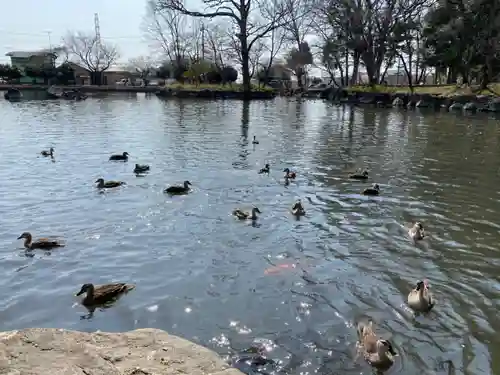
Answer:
[0, 328, 243, 375]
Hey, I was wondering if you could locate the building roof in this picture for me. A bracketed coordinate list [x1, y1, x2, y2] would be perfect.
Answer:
[6, 47, 64, 58]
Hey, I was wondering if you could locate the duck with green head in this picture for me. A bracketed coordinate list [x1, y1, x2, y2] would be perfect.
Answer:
[362, 184, 380, 196]
[133, 164, 150, 174]
[291, 200, 305, 216]
[258, 164, 270, 174]
[109, 152, 129, 161]
[41, 147, 54, 157]
[233, 207, 261, 220]
[349, 170, 368, 180]
[164, 180, 191, 194]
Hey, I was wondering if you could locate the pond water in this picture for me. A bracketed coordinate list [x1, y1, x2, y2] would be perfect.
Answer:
[0, 94, 499, 375]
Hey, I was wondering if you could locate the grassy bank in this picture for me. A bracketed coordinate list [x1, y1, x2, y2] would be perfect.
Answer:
[347, 84, 500, 97]
[164, 82, 274, 92]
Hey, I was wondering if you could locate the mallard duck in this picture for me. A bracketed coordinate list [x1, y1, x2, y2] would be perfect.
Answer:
[164, 180, 191, 194]
[356, 321, 397, 370]
[258, 164, 270, 174]
[75, 283, 135, 306]
[349, 170, 369, 180]
[362, 183, 380, 196]
[407, 280, 434, 312]
[252, 136, 259, 144]
[95, 178, 126, 189]
[41, 147, 54, 157]
[409, 222, 425, 241]
[283, 168, 297, 179]
[133, 164, 150, 173]
[109, 152, 129, 161]
[17, 232, 65, 250]
[291, 200, 306, 216]
[233, 207, 261, 220]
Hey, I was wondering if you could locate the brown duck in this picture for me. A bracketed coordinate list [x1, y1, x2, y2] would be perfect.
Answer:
[356, 321, 397, 370]
[95, 178, 126, 189]
[17, 232, 65, 250]
[75, 283, 135, 306]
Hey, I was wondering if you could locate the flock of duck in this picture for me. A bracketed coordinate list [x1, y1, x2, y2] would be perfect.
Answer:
[23, 138, 431, 371]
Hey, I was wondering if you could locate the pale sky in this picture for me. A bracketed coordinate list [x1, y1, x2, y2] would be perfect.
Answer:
[0, 0, 151, 65]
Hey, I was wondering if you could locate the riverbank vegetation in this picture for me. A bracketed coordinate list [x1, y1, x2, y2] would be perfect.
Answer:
[347, 84, 500, 97]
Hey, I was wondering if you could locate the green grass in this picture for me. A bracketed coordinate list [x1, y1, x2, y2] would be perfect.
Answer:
[347, 84, 500, 97]
[164, 82, 274, 92]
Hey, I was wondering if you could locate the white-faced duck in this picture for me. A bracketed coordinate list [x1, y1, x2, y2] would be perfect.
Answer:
[164, 180, 191, 194]
[233, 207, 261, 220]
[408, 222, 425, 241]
[17, 232, 65, 250]
[356, 321, 397, 371]
[41, 147, 54, 157]
[407, 279, 435, 313]
[291, 200, 306, 216]
[109, 152, 129, 161]
[349, 170, 369, 180]
[283, 168, 296, 179]
[95, 178, 126, 189]
[258, 164, 270, 174]
[75, 283, 135, 306]
[362, 183, 380, 196]
[133, 164, 150, 174]
[252, 136, 259, 144]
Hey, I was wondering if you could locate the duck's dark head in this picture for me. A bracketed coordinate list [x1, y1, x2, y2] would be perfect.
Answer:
[362, 170, 368, 176]
[373, 183, 380, 190]
[95, 178, 104, 184]
[184, 180, 192, 186]
[379, 339, 397, 356]
[253, 207, 261, 214]
[76, 283, 93, 296]
[49, 147, 54, 153]
[415, 280, 425, 290]
[415, 222, 424, 230]
[265, 164, 270, 168]
[123, 152, 129, 157]
[17, 232, 30, 240]
[283, 168, 290, 173]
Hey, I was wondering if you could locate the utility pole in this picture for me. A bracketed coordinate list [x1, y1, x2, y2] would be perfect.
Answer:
[201, 23, 205, 61]
[94, 13, 103, 84]
[46, 31, 52, 52]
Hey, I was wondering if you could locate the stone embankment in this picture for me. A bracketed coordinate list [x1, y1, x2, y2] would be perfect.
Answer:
[0, 328, 243, 375]
[321, 88, 500, 113]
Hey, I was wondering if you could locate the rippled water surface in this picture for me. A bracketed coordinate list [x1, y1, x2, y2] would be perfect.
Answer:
[1, 95, 500, 374]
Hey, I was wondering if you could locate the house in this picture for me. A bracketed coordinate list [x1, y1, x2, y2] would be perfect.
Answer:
[63, 62, 139, 85]
[6, 48, 64, 72]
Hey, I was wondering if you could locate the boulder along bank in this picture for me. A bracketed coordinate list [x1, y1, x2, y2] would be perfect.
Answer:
[0, 328, 243, 375]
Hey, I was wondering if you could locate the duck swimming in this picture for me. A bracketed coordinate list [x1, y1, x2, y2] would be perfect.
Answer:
[17, 232, 65, 250]
[362, 183, 380, 196]
[41, 147, 54, 157]
[291, 200, 306, 216]
[408, 222, 425, 241]
[233, 207, 261, 220]
[133, 164, 150, 174]
[252, 136, 259, 144]
[109, 152, 129, 161]
[164, 180, 191, 194]
[95, 178, 126, 189]
[283, 168, 296, 179]
[407, 280, 434, 313]
[75, 283, 135, 306]
[258, 164, 270, 174]
[356, 321, 397, 370]
[349, 170, 369, 180]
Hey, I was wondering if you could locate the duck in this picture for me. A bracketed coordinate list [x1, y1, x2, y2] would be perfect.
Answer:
[17, 232, 65, 250]
[356, 321, 397, 370]
[75, 283, 135, 306]
[349, 170, 369, 180]
[362, 183, 380, 196]
[41, 147, 54, 157]
[258, 164, 270, 174]
[283, 168, 296, 179]
[95, 178, 126, 189]
[408, 222, 425, 241]
[407, 280, 434, 312]
[252, 136, 259, 144]
[109, 152, 129, 161]
[291, 200, 306, 216]
[133, 164, 150, 174]
[233, 207, 261, 220]
[164, 180, 191, 194]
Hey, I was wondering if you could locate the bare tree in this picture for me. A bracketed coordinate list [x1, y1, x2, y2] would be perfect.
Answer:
[203, 22, 233, 69]
[157, 0, 290, 96]
[258, 25, 287, 83]
[143, 0, 202, 66]
[63, 31, 119, 85]
[127, 56, 157, 84]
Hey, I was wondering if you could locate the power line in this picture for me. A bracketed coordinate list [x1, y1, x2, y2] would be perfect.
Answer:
[0, 29, 146, 41]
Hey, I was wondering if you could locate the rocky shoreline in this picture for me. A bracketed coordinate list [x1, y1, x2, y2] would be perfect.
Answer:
[155, 87, 276, 100]
[0, 328, 243, 375]
[321, 88, 500, 113]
